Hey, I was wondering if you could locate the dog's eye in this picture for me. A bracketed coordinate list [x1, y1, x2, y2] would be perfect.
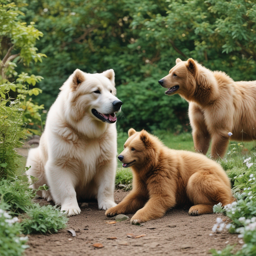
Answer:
[173, 73, 177, 77]
[110, 90, 112, 93]
[93, 90, 101, 94]
[131, 147, 135, 151]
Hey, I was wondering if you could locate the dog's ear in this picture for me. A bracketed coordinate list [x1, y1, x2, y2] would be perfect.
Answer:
[102, 69, 115, 85]
[140, 130, 151, 147]
[71, 69, 86, 90]
[186, 58, 197, 76]
[128, 128, 136, 137]
[176, 58, 182, 64]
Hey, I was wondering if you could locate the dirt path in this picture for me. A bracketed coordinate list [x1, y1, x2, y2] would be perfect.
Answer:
[25, 190, 240, 256]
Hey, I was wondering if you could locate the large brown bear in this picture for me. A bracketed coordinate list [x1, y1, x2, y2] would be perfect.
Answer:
[159, 58, 256, 159]
[105, 129, 233, 224]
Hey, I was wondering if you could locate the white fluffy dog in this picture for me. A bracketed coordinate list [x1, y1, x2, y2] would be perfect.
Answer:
[26, 69, 122, 216]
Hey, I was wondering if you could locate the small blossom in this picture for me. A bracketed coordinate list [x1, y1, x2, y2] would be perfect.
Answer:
[228, 132, 233, 136]
[212, 223, 218, 232]
[246, 162, 253, 168]
[250, 174, 254, 178]
[244, 157, 251, 163]
[20, 236, 28, 241]
[4, 212, 11, 219]
[216, 217, 223, 224]
[43, 8, 48, 12]
[231, 201, 237, 207]
[226, 223, 231, 229]
[239, 217, 246, 222]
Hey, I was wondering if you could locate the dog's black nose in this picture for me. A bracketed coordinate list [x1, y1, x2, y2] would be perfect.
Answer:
[118, 155, 124, 161]
[113, 100, 123, 111]
[158, 79, 164, 86]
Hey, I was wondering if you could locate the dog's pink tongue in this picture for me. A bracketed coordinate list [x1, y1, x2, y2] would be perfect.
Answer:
[109, 115, 117, 122]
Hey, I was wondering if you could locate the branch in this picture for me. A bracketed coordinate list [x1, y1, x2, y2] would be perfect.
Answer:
[73, 26, 98, 44]
[235, 41, 256, 60]
[170, 40, 188, 59]
[2, 45, 14, 65]
[6, 53, 20, 63]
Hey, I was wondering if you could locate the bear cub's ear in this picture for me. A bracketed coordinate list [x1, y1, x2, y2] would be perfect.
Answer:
[186, 58, 197, 76]
[140, 130, 151, 147]
[176, 58, 182, 64]
[128, 128, 136, 137]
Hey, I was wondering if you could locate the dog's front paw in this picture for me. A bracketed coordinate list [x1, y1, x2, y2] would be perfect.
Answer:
[130, 218, 142, 225]
[61, 205, 81, 216]
[42, 190, 53, 202]
[98, 200, 117, 211]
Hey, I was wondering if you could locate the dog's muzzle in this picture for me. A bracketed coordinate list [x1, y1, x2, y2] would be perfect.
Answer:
[112, 100, 123, 111]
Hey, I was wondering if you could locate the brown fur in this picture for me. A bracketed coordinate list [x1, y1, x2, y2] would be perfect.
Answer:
[159, 58, 256, 158]
[105, 129, 234, 224]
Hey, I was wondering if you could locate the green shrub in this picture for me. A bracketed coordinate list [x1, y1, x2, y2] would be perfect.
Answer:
[0, 177, 35, 215]
[0, 205, 28, 256]
[211, 156, 256, 255]
[21, 204, 68, 234]
[115, 168, 133, 186]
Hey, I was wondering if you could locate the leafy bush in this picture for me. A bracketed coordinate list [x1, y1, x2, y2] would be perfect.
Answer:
[0, 177, 35, 215]
[21, 204, 68, 234]
[115, 168, 133, 187]
[0, 2, 45, 179]
[211, 156, 256, 255]
[0, 205, 28, 256]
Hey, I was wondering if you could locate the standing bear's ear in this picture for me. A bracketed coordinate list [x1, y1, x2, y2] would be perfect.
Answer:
[102, 69, 115, 86]
[140, 130, 151, 147]
[71, 69, 86, 91]
[128, 128, 136, 137]
[176, 58, 182, 64]
[186, 58, 197, 76]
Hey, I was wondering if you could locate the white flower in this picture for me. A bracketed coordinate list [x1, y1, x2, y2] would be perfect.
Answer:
[228, 132, 233, 136]
[226, 223, 231, 229]
[216, 217, 223, 224]
[217, 223, 226, 232]
[244, 157, 251, 163]
[0, 209, 4, 214]
[212, 223, 218, 232]
[246, 162, 253, 168]
[231, 201, 237, 207]
[43, 8, 48, 12]
[70, 12, 76, 15]
[245, 219, 251, 224]
[19, 236, 28, 241]
[4, 212, 11, 219]
[239, 217, 246, 222]
[250, 174, 254, 178]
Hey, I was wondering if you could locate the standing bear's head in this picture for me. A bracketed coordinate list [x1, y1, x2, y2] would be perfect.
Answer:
[158, 58, 199, 98]
[118, 128, 162, 169]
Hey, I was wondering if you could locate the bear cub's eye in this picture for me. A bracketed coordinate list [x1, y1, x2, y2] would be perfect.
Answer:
[93, 90, 101, 94]
[110, 90, 112, 93]
[131, 147, 135, 151]
[173, 73, 177, 77]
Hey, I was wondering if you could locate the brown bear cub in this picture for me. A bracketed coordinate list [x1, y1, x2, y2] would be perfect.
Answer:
[159, 58, 256, 159]
[106, 129, 234, 224]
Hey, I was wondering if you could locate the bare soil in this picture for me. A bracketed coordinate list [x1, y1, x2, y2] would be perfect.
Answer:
[25, 190, 240, 256]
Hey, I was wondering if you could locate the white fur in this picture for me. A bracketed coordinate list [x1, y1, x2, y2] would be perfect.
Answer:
[26, 69, 120, 216]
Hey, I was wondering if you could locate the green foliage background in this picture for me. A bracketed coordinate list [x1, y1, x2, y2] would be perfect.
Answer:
[15, 0, 256, 132]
